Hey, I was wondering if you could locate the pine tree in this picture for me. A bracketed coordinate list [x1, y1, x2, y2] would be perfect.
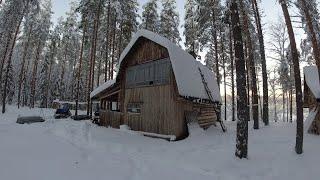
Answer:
[1, 0, 36, 113]
[251, 0, 269, 126]
[295, 0, 320, 67]
[196, 0, 223, 88]
[76, 11, 88, 116]
[230, 0, 249, 159]
[159, 0, 181, 44]
[279, 0, 304, 155]
[40, 23, 59, 108]
[17, 4, 39, 108]
[29, 0, 52, 108]
[239, 0, 259, 129]
[184, 0, 199, 58]
[140, 0, 159, 33]
[118, 0, 139, 52]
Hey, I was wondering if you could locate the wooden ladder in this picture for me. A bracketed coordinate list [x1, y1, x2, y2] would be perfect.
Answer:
[198, 67, 227, 132]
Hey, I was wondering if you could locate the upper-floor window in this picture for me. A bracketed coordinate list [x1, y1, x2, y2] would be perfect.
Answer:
[126, 58, 171, 88]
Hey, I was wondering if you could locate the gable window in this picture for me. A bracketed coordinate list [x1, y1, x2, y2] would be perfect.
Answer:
[126, 58, 170, 88]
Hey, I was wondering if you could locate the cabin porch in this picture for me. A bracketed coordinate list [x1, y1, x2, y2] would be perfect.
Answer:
[99, 87, 123, 128]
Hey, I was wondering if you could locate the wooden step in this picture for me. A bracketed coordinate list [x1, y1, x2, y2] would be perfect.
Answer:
[198, 115, 215, 120]
[199, 122, 216, 129]
[193, 103, 213, 108]
[200, 112, 215, 117]
[200, 107, 215, 111]
[198, 118, 215, 123]
[198, 117, 214, 122]
[199, 121, 215, 126]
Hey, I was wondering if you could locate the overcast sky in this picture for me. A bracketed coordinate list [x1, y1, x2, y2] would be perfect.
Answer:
[51, 0, 307, 67]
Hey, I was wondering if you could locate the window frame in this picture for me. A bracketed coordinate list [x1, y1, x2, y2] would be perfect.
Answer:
[127, 102, 142, 114]
[125, 58, 171, 89]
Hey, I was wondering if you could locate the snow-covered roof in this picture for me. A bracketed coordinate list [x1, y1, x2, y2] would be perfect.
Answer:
[116, 29, 221, 102]
[304, 66, 320, 99]
[91, 30, 221, 102]
[90, 79, 116, 99]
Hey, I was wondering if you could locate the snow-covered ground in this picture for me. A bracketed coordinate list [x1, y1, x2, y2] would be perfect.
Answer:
[0, 106, 319, 180]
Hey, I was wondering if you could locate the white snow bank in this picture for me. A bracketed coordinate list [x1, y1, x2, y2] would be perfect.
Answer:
[304, 66, 320, 98]
[90, 79, 116, 99]
[1, 106, 320, 180]
[116, 29, 221, 102]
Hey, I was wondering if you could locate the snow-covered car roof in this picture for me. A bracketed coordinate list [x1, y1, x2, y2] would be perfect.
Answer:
[304, 66, 320, 99]
[91, 29, 221, 102]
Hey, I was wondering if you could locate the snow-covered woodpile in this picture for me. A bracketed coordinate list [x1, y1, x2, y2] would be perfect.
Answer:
[303, 66, 320, 135]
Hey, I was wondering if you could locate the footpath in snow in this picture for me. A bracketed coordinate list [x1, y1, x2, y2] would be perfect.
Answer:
[0, 106, 319, 180]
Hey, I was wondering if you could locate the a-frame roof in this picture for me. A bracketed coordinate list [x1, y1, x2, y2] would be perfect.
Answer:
[92, 29, 221, 102]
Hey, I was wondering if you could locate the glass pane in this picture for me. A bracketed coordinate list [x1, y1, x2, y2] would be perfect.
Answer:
[126, 58, 170, 88]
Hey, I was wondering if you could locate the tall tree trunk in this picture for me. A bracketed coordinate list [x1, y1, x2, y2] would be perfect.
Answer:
[286, 91, 289, 122]
[273, 89, 277, 122]
[118, 23, 123, 59]
[282, 89, 285, 122]
[212, 10, 220, 88]
[17, 25, 33, 108]
[45, 52, 54, 108]
[0, 33, 13, 97]
[245, 53, 251, 121]
[290, 88, 293, 123]
[87, 0, 103, 116]
[30, 41, 42, 108]
[221, 30, 227, 121]
[279, 0, 304, 154]
[76, 17, 87, 116]
[2, 15, 23, 113]
[104, 0, 111, 82]
[96, 51, 103, 87]
[231, 0, 249, 159]
[251, 0, 269, 125]
[22, 57, 31, 107]
[240, 0, 259, 129]
[229, 25, 236, 122]
[110, 12, 117, 80]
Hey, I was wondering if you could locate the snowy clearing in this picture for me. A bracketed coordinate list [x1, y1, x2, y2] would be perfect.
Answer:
[0, 106, 319, 180]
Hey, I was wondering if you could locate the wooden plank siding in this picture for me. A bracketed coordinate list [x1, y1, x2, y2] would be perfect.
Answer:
[123, 70, 193, 137]
[100, 110, 123, 129]
[99, 37, 217, 139]
[117, 37, 192, 138]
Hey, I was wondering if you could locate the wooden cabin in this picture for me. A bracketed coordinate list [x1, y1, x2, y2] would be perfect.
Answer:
[90, 30, 222, 140]
[303, 66, 320, 135]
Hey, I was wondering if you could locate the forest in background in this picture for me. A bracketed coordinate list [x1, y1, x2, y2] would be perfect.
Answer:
[1, 0, 320, 157]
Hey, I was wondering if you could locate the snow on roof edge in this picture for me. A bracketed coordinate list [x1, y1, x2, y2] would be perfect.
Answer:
[90, 79, 116, 99]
